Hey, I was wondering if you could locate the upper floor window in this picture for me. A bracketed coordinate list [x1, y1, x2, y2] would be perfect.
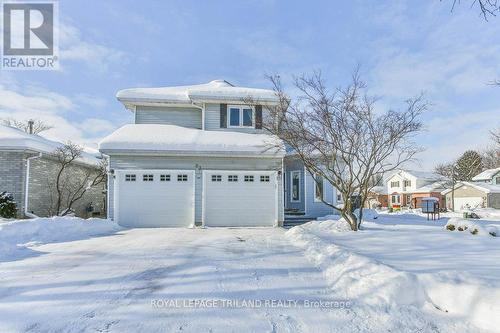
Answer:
[228, 106, 253, 128]
[495, 176, 500, 185]
[390, 181, 400, 188]
[403, 180, 411, 187]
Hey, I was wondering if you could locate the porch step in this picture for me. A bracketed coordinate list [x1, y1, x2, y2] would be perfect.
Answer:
[283, 217, 316, 228]
[284, 209, 305, 216]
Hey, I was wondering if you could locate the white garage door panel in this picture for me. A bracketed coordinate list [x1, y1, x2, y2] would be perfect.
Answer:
[204, 171, 277, 227]
[115, 170, 194, 227]
[454, 197, 484, 210]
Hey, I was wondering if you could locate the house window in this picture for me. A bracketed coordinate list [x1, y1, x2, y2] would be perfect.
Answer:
[314, 173, 323, 202]
[260, 175, 270, 182]
[391, 181, 400, 188]
[143, 174, 154, 182]
[403, 180, 411, 187]
[160, 174, 171, 182]
[228, 175, 238, 182]
[337, 194, 343, 202]
[391, 195, 401, 204]
[177, 174, 188, 182]
[244, 175, 254, 182]
[495, 176, 500, 185]
[125, 174, 136, 182]
[211, 175, 222, 182]
[228, 105, 254, 128]
[291, 171, 300, 202]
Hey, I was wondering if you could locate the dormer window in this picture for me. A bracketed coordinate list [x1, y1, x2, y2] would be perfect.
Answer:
[228, 105, 253, 128]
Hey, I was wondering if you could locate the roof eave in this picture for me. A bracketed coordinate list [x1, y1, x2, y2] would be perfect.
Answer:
[99, 148, 285, 159]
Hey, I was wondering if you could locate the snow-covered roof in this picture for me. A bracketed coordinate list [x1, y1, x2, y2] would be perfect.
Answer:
[370, 186, 388, 194]
[388, 169, 442, 182]
[472, 167, 500, 181]
[98, 124, 285, 157]
[116, 80, 279, 107]
[0, 125, 101, 166]
[441, 181, 500, 195]
[413, 181, 448, 193]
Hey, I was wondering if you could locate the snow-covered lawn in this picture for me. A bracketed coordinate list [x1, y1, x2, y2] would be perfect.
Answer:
[287, 210, 500, 333]
[0, 214, 497, 332]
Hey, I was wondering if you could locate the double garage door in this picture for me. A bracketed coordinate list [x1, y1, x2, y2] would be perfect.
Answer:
[115, 170, 277, 227]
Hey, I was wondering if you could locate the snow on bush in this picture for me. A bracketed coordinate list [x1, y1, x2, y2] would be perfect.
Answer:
[0, 191, 17, 218]
[445, 217, 498, 237]
[354, 208, 378, 221]
[0, 216, 122, 260]
[317, 208, 379, 223]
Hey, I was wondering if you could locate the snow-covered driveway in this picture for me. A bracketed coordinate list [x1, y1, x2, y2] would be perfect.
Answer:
[0, 227, 351, 332]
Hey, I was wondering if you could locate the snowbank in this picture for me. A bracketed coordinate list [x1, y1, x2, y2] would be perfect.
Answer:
[286, 218, 500, 332]
[0, 217, 122, 261]
[286, 220, 426, 308]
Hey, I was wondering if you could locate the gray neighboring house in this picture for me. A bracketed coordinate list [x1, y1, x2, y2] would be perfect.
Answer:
[442, 181, 500, 210]
[0, 125, 106, 218]
[99, 79, 339, 228]
[472, 167, 500, 185]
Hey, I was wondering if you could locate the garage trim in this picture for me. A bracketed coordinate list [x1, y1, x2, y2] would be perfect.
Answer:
[114, 169, 195, 227]
[202, 170, 279, 227]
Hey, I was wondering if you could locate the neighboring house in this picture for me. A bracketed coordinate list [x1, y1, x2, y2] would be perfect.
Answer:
[442, 182, 500, 210]
[0, 125, 106, 218]
[364, 186, 388, 209]
[386, 170, 446, 209]
[472, 167, 500, 185]
[99, 80, 339, 228]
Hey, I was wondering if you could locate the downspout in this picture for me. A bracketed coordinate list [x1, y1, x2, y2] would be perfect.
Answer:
[24, 152, 42, 218]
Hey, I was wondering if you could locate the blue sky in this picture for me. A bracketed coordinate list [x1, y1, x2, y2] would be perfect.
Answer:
[1, 0, 499, 169]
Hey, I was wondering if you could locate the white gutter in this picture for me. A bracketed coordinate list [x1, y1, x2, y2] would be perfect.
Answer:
[24, 152, 42, 218]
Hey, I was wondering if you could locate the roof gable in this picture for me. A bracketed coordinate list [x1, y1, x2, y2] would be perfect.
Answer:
[472, 167, 500, 181]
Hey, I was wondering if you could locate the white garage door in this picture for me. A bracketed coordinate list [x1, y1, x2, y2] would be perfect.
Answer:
[115, 170, 194, 227]
[203, 171, 277, 227]
[454, 197, 484, 211]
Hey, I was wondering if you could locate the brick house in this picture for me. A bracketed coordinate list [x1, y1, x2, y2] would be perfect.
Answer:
[386, 170, 446, 210]
[0, 125, 106, 218]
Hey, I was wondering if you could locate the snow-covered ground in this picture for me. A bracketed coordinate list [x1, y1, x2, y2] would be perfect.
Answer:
[0, 214, 497, 332]
[287, 210, 500, 333]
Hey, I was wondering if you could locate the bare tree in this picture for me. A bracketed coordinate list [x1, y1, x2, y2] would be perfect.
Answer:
[446, 0, 500, 20]
[492, 128, 500, 146]
[264, 70, 426, 231]
[51, 142, 107, 216]
[482, 128, 500, 168]
[2, 118, 53, 134]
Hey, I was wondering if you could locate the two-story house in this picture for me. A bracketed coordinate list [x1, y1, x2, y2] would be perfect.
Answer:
[386, 170, 446, 209]
[99, 80, 339, 228]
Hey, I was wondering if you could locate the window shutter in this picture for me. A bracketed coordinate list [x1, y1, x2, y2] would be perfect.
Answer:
[255, 105, 263, 129]
[220, 104, 227, 128]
